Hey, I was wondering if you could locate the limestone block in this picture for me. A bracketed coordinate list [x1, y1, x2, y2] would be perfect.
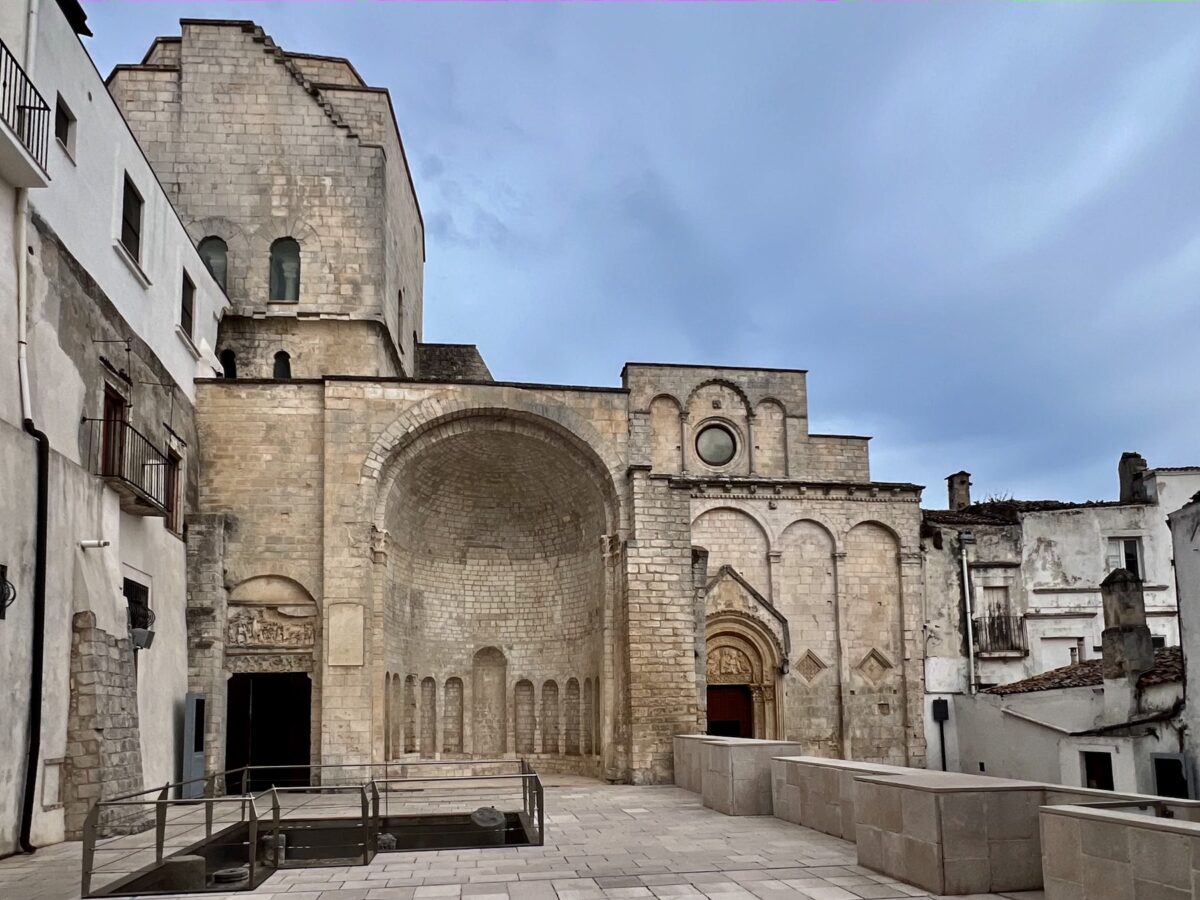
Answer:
[329, 603, 365, 666]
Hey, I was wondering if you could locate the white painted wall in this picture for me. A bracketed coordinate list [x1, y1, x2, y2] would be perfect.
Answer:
[1170, 499, 1200, 776]
[29, 3, 226, 405]
[0, 0, 226, 855]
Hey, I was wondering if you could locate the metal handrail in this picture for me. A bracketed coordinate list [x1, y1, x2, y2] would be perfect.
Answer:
[81, 761, 543, 895]
[0, 36, 49, 171]
[82, 417, 173, 512]
[81, 787, 270, 897]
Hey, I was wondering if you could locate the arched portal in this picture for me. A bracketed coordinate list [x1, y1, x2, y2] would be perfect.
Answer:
[378, 412, 617, 767]
[705, 614, 783, 739]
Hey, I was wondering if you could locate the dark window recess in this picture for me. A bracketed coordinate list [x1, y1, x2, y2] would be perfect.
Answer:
[54, 94, 74, 152]
[269, 238, 300, 302]
[120, 174, 143, 261]
[123, 577, 152, 630]
[1152, 634, 1166, 649]
[198, 236, 228, 291]
[1152, 755, 1190, 799]
[180, 271, 195, 338]
[1082, 751, 1115, 791]
[219, 349, 237, 379]
[273, 351, 291, 380]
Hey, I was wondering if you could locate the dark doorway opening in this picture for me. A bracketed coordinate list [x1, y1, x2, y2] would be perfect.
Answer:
[707, 685, 753, 738]
[225, 672, 311, 793]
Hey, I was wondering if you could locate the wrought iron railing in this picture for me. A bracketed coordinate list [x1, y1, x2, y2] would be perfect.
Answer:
[973, 614, 1027, 654]
[0, 37, 49, 171]
[83, 418, 173, 514]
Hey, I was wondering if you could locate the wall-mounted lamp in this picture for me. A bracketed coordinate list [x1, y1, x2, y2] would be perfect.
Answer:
[0, 564, 14, 620]
[78, 540, 110, 550]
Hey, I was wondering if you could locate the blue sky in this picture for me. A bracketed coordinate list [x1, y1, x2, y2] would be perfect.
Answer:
[82, 1, 1199, 505]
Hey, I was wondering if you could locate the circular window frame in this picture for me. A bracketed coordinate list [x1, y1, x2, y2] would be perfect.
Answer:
[694, 420, 740, 469]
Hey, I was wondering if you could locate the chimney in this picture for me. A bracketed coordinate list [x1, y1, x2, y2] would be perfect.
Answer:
[947, 471, 972, 511]
[1099, 568, 1154, 725]
[1118, 452, 1148, 503]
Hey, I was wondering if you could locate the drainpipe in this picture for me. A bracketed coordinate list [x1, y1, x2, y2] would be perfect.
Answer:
[17, 0, 47, 856]
[960, 531, 978, 695]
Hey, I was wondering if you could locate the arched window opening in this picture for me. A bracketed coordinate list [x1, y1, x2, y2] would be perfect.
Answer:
[269, 237, 301, 302]
[219, 349, 237, 379]
[198, 236, 228, 291]
[273, 350, 291, 380]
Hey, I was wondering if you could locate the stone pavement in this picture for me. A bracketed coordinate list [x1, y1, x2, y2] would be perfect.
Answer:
[0, 781, 1045, 900]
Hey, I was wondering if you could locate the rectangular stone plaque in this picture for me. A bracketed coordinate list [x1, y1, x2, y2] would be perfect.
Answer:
[328, 603, 364, 666]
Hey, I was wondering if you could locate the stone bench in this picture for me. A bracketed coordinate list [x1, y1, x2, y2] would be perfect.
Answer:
[771, 756, 1178, 896]
[672, 734, 762, 795]
[853, 770, 1047, 895]
[770, 756, 914, 839]
[701, 740, 804, 816]
[1041, 801, 1200, 899]
[672, 735, 803, 815]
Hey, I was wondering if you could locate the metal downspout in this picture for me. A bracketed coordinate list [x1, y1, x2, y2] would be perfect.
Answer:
[17, 0, 46, 855]
[960, 532, 978, 696]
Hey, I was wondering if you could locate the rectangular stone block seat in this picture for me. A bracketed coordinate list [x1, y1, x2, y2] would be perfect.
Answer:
[770, 756, 917, 838]
[853, 771, 1050, 896]
[672, 734, 763, 794]
[700, 739, 804, 816]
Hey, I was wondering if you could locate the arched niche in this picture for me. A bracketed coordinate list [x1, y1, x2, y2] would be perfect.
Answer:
[472, 647, 507, 756]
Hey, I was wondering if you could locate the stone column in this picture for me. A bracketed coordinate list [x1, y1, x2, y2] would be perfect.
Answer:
[831, 550, 850, 759]
[899, 550, 927, 767]
[625, 466, 701, 783]
[185, 513, 231, 779]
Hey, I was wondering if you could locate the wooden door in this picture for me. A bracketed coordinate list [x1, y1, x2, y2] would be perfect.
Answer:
[707, 685, 754, 738]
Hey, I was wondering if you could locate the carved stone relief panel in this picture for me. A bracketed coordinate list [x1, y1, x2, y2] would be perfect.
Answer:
[228, 653, 313, 674]
[706, 646, 754, 683]
[226, 606, 316, 650]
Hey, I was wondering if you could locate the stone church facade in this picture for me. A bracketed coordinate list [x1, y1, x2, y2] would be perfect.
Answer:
[109, 19, 926, 785]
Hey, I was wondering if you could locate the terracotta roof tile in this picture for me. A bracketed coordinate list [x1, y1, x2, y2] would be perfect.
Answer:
[985, 646, 1182, 696]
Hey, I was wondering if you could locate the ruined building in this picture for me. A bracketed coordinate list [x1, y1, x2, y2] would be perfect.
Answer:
[100, 19, 928, 787]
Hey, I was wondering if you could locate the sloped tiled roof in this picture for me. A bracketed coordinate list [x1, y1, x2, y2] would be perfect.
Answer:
[924, 498, 1144, 527]
[985, 646, 1183, 696]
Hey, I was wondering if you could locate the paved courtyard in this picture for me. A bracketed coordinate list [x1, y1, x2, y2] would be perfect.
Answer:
[0, 780, 1043, 900]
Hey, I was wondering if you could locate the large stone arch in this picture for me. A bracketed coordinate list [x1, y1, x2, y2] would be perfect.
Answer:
[367, 401, 620, 773]
[363, 392, 624, 521]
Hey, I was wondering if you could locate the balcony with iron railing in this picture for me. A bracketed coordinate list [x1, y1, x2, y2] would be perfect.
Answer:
[973, 614, 1027, 656]
[0, 36, 49, 187]
[83, 418, 176, 518]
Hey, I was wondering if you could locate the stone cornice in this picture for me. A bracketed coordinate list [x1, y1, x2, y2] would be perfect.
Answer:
[667, 475, 922, 503]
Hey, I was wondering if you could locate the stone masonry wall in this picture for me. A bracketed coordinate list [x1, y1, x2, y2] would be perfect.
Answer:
[63, 612, 146, 839]
[108, 20, 424, 372]
[216, 316, 400, 379]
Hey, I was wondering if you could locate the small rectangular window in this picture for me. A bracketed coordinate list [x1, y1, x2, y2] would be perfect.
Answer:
[180, 271, 195, 339]
[54, 94, 75, 157]
[120, 174, 143, 261]
[1105, 537, 1141, 579]
[1082, 751, 1114, 791]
